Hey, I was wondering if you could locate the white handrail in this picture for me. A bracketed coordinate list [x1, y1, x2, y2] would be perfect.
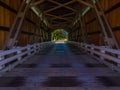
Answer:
[0, 41, 54, 72]
[69, 41, 120, 72]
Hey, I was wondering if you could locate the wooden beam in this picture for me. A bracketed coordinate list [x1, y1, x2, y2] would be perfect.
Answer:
[3, 0, 32, 50]
[51, 22, 70, 28]
[77, 0, 93, 8]
[51, 25, 69, 29]
[52, 22, 69, 25]
[30, 0, 44, 6]
[91, 0, 119, 49]
[62, 12, 75, 17]
[51, 12, 75, 21]
[52, 25, 68, 28]
[48, 0, 77, 12]
[45, 13, 72, 22]
[44, 0, 76, 13]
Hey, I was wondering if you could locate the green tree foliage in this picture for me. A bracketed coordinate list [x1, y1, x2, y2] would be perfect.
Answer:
[52, 29, 68, 41]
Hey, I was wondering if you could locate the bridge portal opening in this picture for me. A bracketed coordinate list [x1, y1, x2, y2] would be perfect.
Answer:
[51, 29, 68, 42]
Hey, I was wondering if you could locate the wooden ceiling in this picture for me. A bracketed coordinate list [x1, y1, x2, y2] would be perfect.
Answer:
[31, 0, 90, 31]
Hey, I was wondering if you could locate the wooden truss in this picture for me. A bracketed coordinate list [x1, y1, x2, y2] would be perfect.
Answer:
[3, 0, 119, 50]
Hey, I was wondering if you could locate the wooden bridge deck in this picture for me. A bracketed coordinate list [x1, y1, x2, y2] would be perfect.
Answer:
[0, 43, 120, 90]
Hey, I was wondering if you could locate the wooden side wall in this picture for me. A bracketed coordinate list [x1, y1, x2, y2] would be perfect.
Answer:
[0, 0, 48, 49]
[84, 0, 120, 46]
[0, 0, 21, 49]
[70, 0, 120, 46]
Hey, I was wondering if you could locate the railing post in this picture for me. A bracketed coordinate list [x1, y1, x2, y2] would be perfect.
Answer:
[100, 49, 105, 60]
[39, 43, 42, 51]
[0, 64, 5, 70]
[84, 45, 88, 53]
[117, 52, 120, 67]
[0, 55, 5, 70]
[33, 44, 37, 53]
[118, 53, 120, 59]
[17, 50, 22, 61]
[0, 54, 4, 61]
[80, 43, 83, 49]
[91, 46, 94, 56]
[27, 45, 31, 56]
[77, 42, 79, 47]
[0, 42, 53, 72]
[36, 44, 40, 52]
[0, 53, 5, 70]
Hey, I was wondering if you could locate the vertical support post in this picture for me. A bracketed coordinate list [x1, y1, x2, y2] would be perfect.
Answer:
[38, 28, 41, 42]
[35, 27, 39, 43]
[70, 32, 72, 41]
[71, 32, 73, 41]
[79, 15, 88, 43]
[39, 29, 41, 42]
[44, 32, 47, 41]
[77, 30, 79, 42]
[3, 0, 32, 50]
[70, 31, 72, 41]
[42, 30, 44, 42]
[73, 32, 74, 41]
[91, 0, 119, 49]
[46, 32, 48, 41]
[78, 28, 80, 42]
[41, 30, 44, 42]
[48, 31, 51, 41]
[75, 31, 77, 41]
[32, 27, 37, 43]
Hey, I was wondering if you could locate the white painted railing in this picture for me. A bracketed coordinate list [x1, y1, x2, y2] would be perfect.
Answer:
[69, 41, 120, 72]
[0, 42, 54, 72]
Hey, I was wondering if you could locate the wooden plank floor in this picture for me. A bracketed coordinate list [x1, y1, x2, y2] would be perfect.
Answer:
[0, 43, 120, 90]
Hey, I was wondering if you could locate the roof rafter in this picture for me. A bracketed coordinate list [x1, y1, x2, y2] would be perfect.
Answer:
[77, 0, 93, 8]
[30, 0, 44, 6]
[45, 13, 72, 22]
[48, 0, 77, 12]
[52, 23, 68, 26]
[62, 12, 75, 17]
[52, 25, 68, 28]
[44, 0, 76, 13]
[51, 12, 75, 20]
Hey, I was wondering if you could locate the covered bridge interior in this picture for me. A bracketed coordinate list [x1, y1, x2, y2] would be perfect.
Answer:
[0, 0, 120, 90]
